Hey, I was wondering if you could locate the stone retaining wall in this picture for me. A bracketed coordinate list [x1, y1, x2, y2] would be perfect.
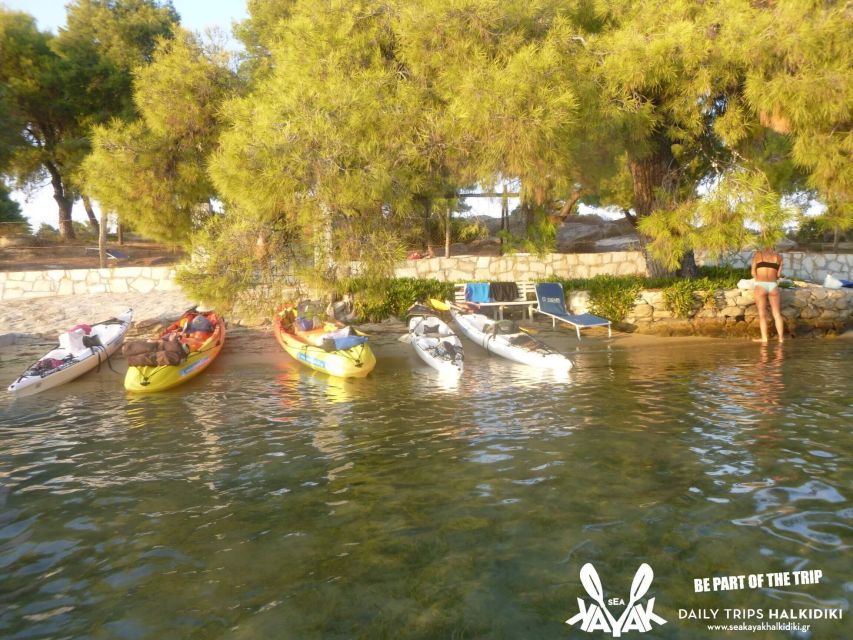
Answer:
[394, 251, 647, 282]
[618, 285, 852, 337]
[0, 266, 179, 301]
[702, 251, 853, 283]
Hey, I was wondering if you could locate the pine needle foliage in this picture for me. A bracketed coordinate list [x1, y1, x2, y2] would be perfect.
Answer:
[83, 29, 237, 246]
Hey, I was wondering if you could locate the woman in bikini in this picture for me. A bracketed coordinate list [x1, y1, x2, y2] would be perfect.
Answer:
[751, 247, 786, 343]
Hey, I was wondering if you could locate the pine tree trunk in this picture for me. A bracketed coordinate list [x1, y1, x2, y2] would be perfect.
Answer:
[551, 190, 582, 226]
[444, 206, 451, 258]
[82, 195, 99, 234]
[500, 185, 509, 256]
[422, 198, 432, 251]
[57, 198, 75, 240]
[45, 161, 75, 240]
[522, 202, 533, 236]
[629, 137, 676, 278]
[117, 223, 123, 245]
[679, 250, 699, 278]
[98, 208, 107, 268]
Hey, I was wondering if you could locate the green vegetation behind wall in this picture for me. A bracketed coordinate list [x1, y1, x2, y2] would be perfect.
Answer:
[540, 266, 751, 322]
[338, 277, 454, 322]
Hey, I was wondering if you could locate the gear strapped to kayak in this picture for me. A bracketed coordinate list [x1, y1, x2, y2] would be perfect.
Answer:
[7, 310, 133, 397]
[404, 302, 464, 376]
[273, 303, 376, 378]
[450, 304, 572, 372]
[123, 309, 225, 392]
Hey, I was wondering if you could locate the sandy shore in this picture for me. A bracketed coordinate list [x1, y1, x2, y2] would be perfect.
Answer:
[0, 291, 194, 344]
[2, 291, 849, 349]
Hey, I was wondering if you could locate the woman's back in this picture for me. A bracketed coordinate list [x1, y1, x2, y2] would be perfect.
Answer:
[753, 250, 782, 282]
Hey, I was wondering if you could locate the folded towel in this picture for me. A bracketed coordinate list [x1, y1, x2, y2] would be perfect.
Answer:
[489, 281, 519, 302]
[465, 282, 491, 303]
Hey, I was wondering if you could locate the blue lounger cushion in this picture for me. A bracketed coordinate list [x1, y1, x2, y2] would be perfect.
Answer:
[535, 283, 611, 335]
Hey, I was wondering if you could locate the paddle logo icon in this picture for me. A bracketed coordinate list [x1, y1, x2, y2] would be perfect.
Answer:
[566, 563, 666, 636]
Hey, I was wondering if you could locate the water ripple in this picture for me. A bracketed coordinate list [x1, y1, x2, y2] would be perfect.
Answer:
[0, 338, 849, 638]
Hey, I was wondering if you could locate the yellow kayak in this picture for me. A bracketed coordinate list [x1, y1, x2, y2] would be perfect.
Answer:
[273, 304, 375, 378]
[124, 310, 225, 392]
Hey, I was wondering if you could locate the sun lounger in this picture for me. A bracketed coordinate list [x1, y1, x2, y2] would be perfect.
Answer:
[85, 247, 129, 260]
[534, 282, 612, 339]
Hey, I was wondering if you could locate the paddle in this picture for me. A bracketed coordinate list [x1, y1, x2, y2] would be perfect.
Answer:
[428, 298, 450, 311]
[613, 563, 654, 632]
[579, 564, 620, 632]
[517, 325, 540, 335]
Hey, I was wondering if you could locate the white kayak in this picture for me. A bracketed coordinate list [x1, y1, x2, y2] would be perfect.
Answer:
[450, 305, 572, 371]
[7, 309, 133, 396]
[407, 305, 464, 376]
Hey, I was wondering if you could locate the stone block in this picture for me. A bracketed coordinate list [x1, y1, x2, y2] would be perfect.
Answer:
[69, 269, 88, 281]
[131, 277, 156, 294]
[810, 288, 828, 300]
[632, 304, 654, 318]
[721, 306, 743, 317]
[447, 269, 473, 282]
[456, 259, 476, 273]
[45, 269, 65, 281]
[32, 280, 52, 293]
[57, 280, 74, 296]
[109, 279, 129, 294]
[471, 267, 489, 280]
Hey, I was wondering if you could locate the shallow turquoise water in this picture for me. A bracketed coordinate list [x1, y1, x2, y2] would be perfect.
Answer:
[1, 333, 850, 639]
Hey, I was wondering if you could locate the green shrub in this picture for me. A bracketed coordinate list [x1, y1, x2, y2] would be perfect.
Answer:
[35, 223, 60, 239]
[695, 265, 751, 287]
[338, 277, 454, 321]
[498, 216, 557, 257]
[542, 275, 644, 322]
[540, 267, 750, 321]
[661, 279, 714, 318]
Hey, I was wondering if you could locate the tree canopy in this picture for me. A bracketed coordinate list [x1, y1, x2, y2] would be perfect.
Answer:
[0, 1, 178, 238]
[84, 29, 237, 245]
[2, 0, 850, 291]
